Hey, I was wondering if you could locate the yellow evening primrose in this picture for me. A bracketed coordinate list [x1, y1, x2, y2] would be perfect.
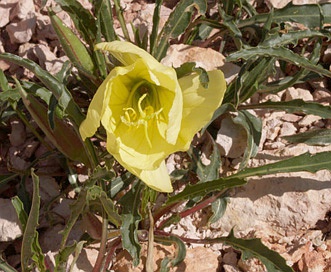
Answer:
[79, 41, 226, 192]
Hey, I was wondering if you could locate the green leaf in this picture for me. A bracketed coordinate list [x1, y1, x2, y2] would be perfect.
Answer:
[189, 133, 220, 182]
[149, 0, 163, 54]
[0, 70, 9, 92]
[58, 190, 87, 251]
[218, 6, 242, 38]
[239, 3, 331, 29]
[49, 10, 96, 77]
[0, 55, 99, 168]
[231, 151, 331, 180]
[283, 129, 331, 146]
[233, 110, 262, 170]
[155, 235, 186, 271]
[119, 182, 143, 266]
[0, 256, 17, 272]
[0, 53, 84, 125]
[166, 178, 246, 205]
[213, 230, 293, 272]
[16, 80, 91, 166]
[11, 196, 28, 234]
[87, 185, 122, 227]
[0, 72, 21, 103]
[68, 241, 87, 271]
[227, 46, 331, 78]
[233, 57, 275, 105]
[20, 170, 46, 272]
[242, 99, 331, 119]
[94, 0, 118, 42]
[153, 0, 207, 61]
[262, 29, 330, 47]
[209, 197, 228, 224]
[55, 241, 84, 272]
[110, 172, 138, 198]
[55, 0, 97, 47]
[113, 0, 131, 41]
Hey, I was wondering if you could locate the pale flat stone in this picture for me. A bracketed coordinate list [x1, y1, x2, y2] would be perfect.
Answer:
[279, 122, 297, 137]
[284, 87, 314, 101]
[114, 242, 219, 272]
[10, 0, 35, 20]
[6, 12, 36, 43]
[162, 44, 241, 83]
[211, 166, 331, 239]
[0, 198, 22, 242]
[281, 114, 302, 123]
[216, 115, 247, 158]
[9, 117, 26, 146]
[0, 0, 19, 27]
[312, 89, 331, 105]
[223, 264, 241, 272]
[298, 115, 321, 127]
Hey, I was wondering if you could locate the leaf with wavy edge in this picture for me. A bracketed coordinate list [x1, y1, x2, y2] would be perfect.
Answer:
[227, 46, 331, 78]
[211, 230, 293, 272]
[240, 99, 331, 119]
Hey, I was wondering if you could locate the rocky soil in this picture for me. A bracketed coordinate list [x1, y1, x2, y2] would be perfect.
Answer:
[0, 0, 331, 271]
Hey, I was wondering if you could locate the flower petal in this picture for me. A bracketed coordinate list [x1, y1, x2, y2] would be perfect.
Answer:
[79, 75, 109, 140]
[177, 70, 226, 150]
[95, 41, 160, 67]
[79, 64, 135, 140]
[100, 58, 184, 171]
[139, 161, 173, 192]
[127, 160, 173, 192]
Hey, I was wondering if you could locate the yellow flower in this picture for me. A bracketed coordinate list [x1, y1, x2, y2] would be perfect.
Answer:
[80, 41, 226, 192]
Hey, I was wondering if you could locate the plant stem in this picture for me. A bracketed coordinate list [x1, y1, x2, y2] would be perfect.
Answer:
[15, 107, 53, 151]
[113, 0, 131, 41]
[93, 216, 109, 272]
[157, 191, 223, 229]
[146, 203, 154, 272]
[103, 237, 121, 271]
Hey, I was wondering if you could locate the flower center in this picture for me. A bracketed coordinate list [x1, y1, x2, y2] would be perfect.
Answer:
[121, 81, 163, 147]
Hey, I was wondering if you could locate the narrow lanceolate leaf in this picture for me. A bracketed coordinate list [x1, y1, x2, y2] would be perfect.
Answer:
[0, 69, 10, 92]
[189, 133, 220, 183]
[262, 29, 331, 47]
[94, 0, 118, 42]
[55, 0, 97, 47]
[241, 99, 331, 119]
[0, 53, 84, 125]
[54, 190, 87, 271]
[283, 129, 331, 146]
[49, 11, 96, 77]
[155, 235, 186, 271]
[212, 230, 293, 272]
[230, 151, 331, 180]
[209, 197, 228, 224]
[59, 190, 87, 250]
[153, 0, 207, 61]
[149, 0, 163, 54]
[21, 170, 46, 272]
[16, 81, 91, 166]
[227, 46, 331, 78]
[239, 3, 331, 29]
[119, 182, 143, 266]
[233, 111, 262, 170]
[234, 57, 274, 105]
[218, 7, 242, 38]
[166, 178, 246, 205]
[87, 185, 122, 227]
[0, 256, 17, 272]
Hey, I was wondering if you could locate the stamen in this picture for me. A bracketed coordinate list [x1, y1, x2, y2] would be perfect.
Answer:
[120, 82, 164, 148]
